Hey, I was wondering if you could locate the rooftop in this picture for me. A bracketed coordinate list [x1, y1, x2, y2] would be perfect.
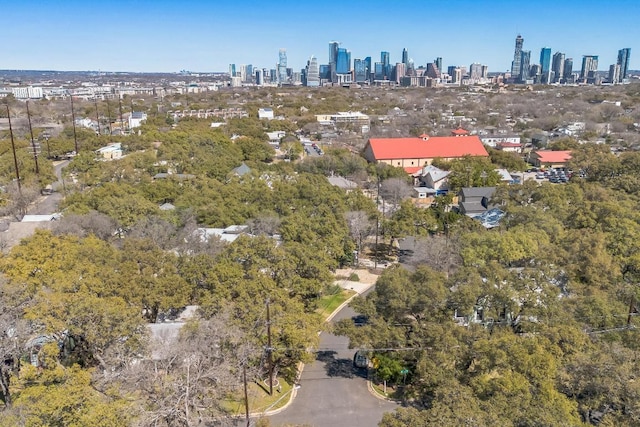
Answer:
[367, 135, 489, 161]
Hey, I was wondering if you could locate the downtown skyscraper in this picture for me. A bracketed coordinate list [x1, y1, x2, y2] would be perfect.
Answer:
[617, 48, 631, 81]
[305, 56, 320, 87]
[278, 49, 287, 85]
[551, 51, 565, 83]
[540, 47, 551, 83]
[511, 35, 524, 81]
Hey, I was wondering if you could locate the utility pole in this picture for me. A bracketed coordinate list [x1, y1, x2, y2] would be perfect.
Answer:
[266, 298, 273, 396]
[94, 98, 101, 135]
[627, 296, 636, 328]
[243, 362, 250, 427]
[105, 100, 113, 135]
[25, 101, 39, 176]
[118, 96, 124, 133]
[5, 104, 21, 193]
[70, 95, 79, 154]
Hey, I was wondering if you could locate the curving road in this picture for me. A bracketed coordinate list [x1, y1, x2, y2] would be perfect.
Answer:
[267, 301, 399, 427]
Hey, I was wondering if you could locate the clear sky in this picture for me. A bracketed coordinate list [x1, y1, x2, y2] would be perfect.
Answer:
[2, 0, 639, 73]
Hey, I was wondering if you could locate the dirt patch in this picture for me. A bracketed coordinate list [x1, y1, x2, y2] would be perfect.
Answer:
[334, 268, 380, 285]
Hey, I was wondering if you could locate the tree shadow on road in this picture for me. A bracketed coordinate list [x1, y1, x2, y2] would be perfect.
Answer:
[316, 351, 367, 379]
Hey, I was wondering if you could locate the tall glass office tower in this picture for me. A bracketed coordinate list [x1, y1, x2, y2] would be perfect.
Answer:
[511, 35, 524, 79]
[329, 41, 339, 83]
[336, 48, 351, 74]
[381, 51, 390, 78]
[540, 47, 551, 83]
[618, 48, 631, 80]
[520, 50, 531, 82]
[551, 52, 565, 83]
[278, 49, 287, 84]
[354, 59, 367, 82]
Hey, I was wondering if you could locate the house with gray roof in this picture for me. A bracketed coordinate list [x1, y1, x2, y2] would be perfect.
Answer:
[458, 187, 496, 216]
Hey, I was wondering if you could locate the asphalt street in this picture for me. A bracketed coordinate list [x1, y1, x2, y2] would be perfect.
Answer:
[267, 304, 399, 427]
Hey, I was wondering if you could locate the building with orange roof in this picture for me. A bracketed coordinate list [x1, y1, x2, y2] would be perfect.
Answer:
[529, 150, 572, 169]
[363, 132, 489, 173]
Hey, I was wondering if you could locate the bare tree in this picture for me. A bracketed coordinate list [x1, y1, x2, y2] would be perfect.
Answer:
[403, 234, 462, 275]
[345, 211, 374, 255]
[129, 312, 257, 427]
[1, 183, 40, 221]
[380, 178, 413, 213]
[246, 212, 282, 237]
[127, 215, 179, 249]
[0, 280, 33, 407]
[52, 210, 118, 240]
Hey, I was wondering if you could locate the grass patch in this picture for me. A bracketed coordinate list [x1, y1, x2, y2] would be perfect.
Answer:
[221, 378, 293, 415]
[316, 289, 356, 319]
[371, 381, 402, 400]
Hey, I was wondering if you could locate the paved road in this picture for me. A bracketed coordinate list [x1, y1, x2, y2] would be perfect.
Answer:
[27, 160, 68, 215]
[267, 303, 399, 427]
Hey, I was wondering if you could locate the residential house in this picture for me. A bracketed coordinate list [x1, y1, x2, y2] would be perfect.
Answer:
[529, 150, 572, 169]
[266, 131, 285, 147]
[196, 225, 249, 243]
[496, 141, 522, 153]
[258, 108, 274, 120]
[458, 187, 496, 216]
[231, 162, 251, 177]
[327, 175, 358, 192]
[480, 134, 521, 148]
[129, 112, 147, 128]
[96, 142, 123, 160]
[363, 131, 489, 174]
[416, 165, 451, 191]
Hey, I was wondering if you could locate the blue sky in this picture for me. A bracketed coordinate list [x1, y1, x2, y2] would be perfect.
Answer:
[2, 0, 639, 73]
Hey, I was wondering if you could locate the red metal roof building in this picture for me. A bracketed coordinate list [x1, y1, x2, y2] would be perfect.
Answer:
[363, 134, 489, 173]
[529, 150, 572, 168]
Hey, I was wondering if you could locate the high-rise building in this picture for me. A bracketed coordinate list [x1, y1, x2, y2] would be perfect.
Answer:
[394, 63, 406, 83]
[402, 48, 409, 67]
[374, 62, 384, 80]
[246, 65, 253, 82]
[617, 48, 631, 80]
[511, 35, 524, 80]
[435, 57, 443, 73]
[580, 55, 598, 81]
[329, 41, 339, 83]
[354, 59, 367, 83]
[319, 64, 331, 81]
[229, 64, 236, 77]
[563, 58, 573, 82]
[448, 67, 462, 84]
[540, 47, 552, 83]
[609, 63, 621, 84]
[306, 56, 320, 87]
[426, 63, 439, 79]
[336, 48, 351, 74]
[552, 52, 565, 83]
[381, 51, 390, 78]
[278, 49, 288, 84]
[255, 69, 264, 86]
[364, 57, 372, 81]
[469, 63, 483, 80]
[520, 50, 531, 82]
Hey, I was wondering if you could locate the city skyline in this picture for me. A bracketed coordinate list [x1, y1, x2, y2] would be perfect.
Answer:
[2, 0, 639, 73]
